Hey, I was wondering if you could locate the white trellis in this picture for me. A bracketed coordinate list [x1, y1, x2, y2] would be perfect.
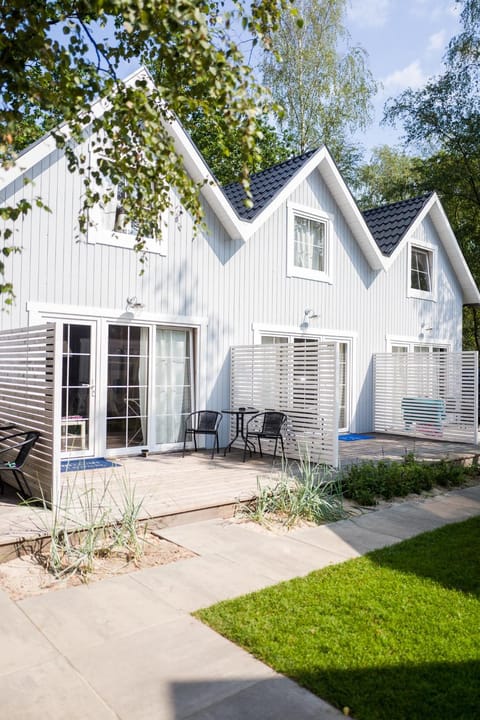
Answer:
[374, 351, 478, 444]
[230, 341, 339, 466]
[0, 323, 58, 500]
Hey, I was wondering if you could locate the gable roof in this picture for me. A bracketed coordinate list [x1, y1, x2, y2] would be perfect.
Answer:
[1, 67, 478, 303]
[222, 149, 318, 221]
[362, 194, 434, 256]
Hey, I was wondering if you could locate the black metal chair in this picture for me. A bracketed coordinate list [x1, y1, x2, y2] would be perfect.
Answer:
[243, 411, 287, 463]
[182, 411, 223, 460]
[0, 430, 40, 498]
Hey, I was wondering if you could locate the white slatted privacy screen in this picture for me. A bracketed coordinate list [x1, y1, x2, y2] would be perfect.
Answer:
[231, 341, 339, 466]
[374, 352, 478, 444]
[0, 324, 56, 500]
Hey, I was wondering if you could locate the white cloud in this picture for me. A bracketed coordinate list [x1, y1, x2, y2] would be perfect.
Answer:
[383, 60, 427, 92]
[427, 30, 446, 52]
[347, 0, 390, 28]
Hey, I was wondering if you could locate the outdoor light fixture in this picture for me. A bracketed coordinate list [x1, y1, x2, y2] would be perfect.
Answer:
[126, 296, 145, 312]
[300, 308, 319, 330]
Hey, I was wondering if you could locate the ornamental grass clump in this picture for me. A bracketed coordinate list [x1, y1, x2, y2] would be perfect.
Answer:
[243, 451, 346, 528]
[23, 472, 146, 579]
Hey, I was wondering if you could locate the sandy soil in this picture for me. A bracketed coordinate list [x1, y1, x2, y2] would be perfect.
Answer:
[0, 531, 194, 601]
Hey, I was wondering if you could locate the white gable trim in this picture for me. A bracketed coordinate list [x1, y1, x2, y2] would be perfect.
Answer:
[0, 70, 384, 269]
[2, 69, 478, 298]
[385, 193, 480, 305]
[0, 66, 152, 189]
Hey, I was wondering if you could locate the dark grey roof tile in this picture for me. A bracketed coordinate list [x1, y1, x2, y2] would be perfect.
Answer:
[362, 194, 433, 255]
[222, 148, 319, 221]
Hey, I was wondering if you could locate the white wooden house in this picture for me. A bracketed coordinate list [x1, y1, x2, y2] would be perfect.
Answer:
[0, 69, 479, 492]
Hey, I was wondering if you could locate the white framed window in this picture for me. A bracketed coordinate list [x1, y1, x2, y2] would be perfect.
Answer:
[87, 152, 167, 255]
[408, 243, 436, 300]
[287, 202, 332, 283]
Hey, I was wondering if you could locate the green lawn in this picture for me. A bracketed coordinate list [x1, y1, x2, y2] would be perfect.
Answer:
[195, 517, 480, 720]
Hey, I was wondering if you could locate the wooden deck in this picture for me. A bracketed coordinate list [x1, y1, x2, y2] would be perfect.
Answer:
[1, 434, 479, 554]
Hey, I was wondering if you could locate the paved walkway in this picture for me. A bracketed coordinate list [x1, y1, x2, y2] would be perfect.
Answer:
[1, 485, 479, 719]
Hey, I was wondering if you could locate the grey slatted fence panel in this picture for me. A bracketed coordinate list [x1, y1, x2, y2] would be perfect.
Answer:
[374, 351, 478, 444]
[0, 323, 56, 500]
[231, 341, 339, 466]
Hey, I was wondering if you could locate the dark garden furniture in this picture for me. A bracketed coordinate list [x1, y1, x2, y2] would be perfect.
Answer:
[182, 411, 223, 460]
[0, 430, 40, 498]
[222, 407, 258, 455]
[243, 411, 288, 463]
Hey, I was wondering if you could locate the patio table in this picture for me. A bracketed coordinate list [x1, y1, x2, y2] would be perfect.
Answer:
[222, 408, 257, 455]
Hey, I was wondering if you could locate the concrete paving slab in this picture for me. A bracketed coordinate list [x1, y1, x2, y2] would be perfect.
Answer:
[315, 518, 403, 554]
[19, 573, 182, 654]
[214, 537, 346, 583]
[349, 508, 436, 540]
[182, 675, 343, 719]
[288, 524, 363, 559]
[160, 519, 347, 582]
[0, 655, 117, 720]
[158, 518, 267, 555]
[67, 615, 277, 720]
[452, 485, 480, 501]
[420, 492, 480, 521]
[131, 553, 276, 611]
[0, 588, 56, 676]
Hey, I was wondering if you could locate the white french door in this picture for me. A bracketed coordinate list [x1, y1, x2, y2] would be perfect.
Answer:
[104, 324, 194, 453]
[61, 322, 96, 457]
[106, 324, 149, 450]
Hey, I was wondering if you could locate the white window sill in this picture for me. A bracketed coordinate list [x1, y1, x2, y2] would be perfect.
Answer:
[408, 287, 436, 302]
[287, 266, 333, 284]
[88, 229, 166, 255]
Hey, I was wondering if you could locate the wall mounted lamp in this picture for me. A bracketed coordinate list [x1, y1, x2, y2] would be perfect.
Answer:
[126, 296, 145, 312]
[300, 308, 319, 330]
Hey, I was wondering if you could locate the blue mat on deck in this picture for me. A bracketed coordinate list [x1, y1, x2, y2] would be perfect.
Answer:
[61, 457, 120, 473]
[339, 433, 375, 442]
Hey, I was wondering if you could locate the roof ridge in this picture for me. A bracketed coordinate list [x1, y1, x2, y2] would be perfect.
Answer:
[363, 192, 433, 215]
[222, 147, 320, 190]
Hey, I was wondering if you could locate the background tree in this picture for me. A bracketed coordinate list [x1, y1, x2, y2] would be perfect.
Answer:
[0, 0, 292, 301]
[378, 0, 480, 351]
[179, 110, 294, 184]
[352, 145, 420, 210]
[262, 0, 376, 177]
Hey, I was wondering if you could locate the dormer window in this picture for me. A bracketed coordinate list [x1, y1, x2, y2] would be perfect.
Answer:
[287, 202, 332, 283]
[113, 185, 138, 236]
[408, 242, 436, 300]
[411, 247, 431, 292]
[88, 182, 166, 255]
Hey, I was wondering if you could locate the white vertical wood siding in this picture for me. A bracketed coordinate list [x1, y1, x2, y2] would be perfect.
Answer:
[231, 341, 339, 466]
[0, 324, 55, 499]
[0, 144, 466, 438]
[374, 351, 478, 444]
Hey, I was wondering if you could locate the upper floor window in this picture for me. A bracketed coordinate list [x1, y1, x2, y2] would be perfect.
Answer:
[408, 243, 436, 300]
[411, 247, 431, 291]
[287, 203, 332, 283]
[88, 181, 166, 255]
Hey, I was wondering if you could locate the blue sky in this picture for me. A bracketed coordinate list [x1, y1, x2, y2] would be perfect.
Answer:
[346, 0, 461, 154]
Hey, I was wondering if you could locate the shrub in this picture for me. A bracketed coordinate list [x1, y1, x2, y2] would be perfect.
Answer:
[341, 455, 472, 506]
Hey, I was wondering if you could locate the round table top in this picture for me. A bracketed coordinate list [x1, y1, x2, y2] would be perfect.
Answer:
[222, 408, 258, 415]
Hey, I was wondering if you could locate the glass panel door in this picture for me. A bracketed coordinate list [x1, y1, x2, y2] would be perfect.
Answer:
[155, 328, 193, 445]
[337, 342, 348, 430]
[106, 325, 149, 449]
[61, 323, 94, 456]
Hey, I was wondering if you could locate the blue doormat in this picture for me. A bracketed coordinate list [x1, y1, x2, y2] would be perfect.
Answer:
[61, 457, 121, 473]
[339, 433, 375, 442]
